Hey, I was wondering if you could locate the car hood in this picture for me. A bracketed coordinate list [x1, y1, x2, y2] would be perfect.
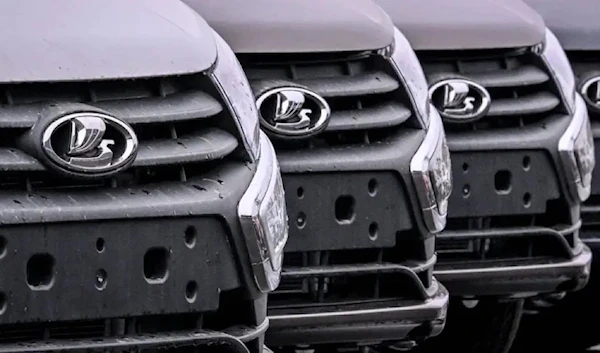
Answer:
[0, 0, 216, 83]
[376, 0, 546, 50]
[525, 0, 598, 51]
[183, 0, 394, 53]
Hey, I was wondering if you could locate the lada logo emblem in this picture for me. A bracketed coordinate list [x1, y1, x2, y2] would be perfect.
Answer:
[256, 87, 331, 138]
[429, 79, 491, 122]
[580, 76, 600, 112]
[41, 112, 138, 177]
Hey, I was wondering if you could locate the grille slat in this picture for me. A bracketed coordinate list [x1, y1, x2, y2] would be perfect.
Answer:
[0, 149, 41, 171]
[420, 48, 565, 129]
[0, 91, 222, 128]
[295, 71, 400, 98]
[487, 92, 561, 117]
[0, 128, 238, 171]
[134, 128, 238, 167]
[95, 91, 223, 124]
[326, 102, 411, 131]
[469, 65, 550, 88]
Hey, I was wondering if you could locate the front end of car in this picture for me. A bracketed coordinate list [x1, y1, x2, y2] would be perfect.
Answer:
[0, 1, 287, 353]
[187, 0, 451, 349]
[381, 0, 592, 303]
[379, 0, 593, 351]
[509, 0, 600, 350]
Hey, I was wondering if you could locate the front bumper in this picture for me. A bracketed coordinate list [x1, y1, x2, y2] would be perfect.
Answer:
[267, 280, 448, 346]
[435, 237, 591, 297]
[438, 94, 593, 298]
[0, 135, 285, 352]
[0, 321, 268, 353]
[267, 109, 450, 346]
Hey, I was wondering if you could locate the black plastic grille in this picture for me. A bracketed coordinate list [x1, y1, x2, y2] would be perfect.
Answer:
[239, 51, 416, 148]
[0, 75, 243, 191]
[419, 48, 567, 131]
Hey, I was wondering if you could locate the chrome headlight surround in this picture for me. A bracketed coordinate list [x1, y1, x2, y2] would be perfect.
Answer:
[410, 108, 452, 233]
[558, 94, 595, 203]
[540, 28, 577, 114]
[209, 31, 261, 160]
[378, 27, 431, 128]
[238, 132, 289, 292]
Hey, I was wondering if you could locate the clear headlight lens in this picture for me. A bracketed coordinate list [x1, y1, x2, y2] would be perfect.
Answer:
[238, 132, 289, 292]
[410, 108, 452, 233]
[210, 32, 261, 160]
[559, 94, 595, 202]
[381, 27, 431, 127]
[541, 28, 577, 113]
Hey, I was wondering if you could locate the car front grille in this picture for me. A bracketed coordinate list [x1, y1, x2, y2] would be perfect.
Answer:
[239, 51, 430, 309]
[419, 47, 567, 131]
[240, 51, 418, 148]
[0, 74, 245, 191]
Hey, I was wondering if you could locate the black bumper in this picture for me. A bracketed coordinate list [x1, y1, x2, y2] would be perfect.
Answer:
[438, 113, 589, 298]
[267, 281, 448, 346]
[0, 162, 268, 352]
[0, 320, 268, 353]
[435, 241, 591, 297]
[267, 129, 446, 346]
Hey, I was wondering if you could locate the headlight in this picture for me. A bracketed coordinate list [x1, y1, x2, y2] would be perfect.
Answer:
[238, 132, 289, 292]
[380, 27, 431, 127]
[209, 31, 261, 160]
[410, 108, 452, 233]
[541, 28, 577, 113]
[559, 94, 595, 202]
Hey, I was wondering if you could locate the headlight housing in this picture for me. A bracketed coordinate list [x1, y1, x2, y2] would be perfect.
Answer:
[238, 132, 289, 292]
[540, 28, 577, 113]
[410, 108, 452, 233]
[209, 31, 261, 160]
[380, 27, 431, 128]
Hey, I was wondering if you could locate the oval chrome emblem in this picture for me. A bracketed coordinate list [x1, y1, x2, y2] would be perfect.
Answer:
[429, 79, 491, 122]
[580, 75, 600, 112]
[42, 112, 138, 175]
[256, 87, 331, 138]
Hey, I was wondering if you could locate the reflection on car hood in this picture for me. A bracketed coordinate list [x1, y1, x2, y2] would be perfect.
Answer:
[376, 0, 546, 50]
[184, 0, 395, 53]
[526, 0, 600, 50]
[0, 0, 217, 83]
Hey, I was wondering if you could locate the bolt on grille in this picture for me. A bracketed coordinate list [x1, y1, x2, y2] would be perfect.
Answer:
[0, 75, 243, 191]
[239, 51, 416, 148]
[419, 47, 567, 131]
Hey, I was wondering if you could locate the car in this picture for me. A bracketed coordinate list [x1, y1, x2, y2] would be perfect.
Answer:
[376, 0, 594, 352]
[185, 0, 452, 350]
[511, 0, 600, 351]
[0, 1, 288, 352]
